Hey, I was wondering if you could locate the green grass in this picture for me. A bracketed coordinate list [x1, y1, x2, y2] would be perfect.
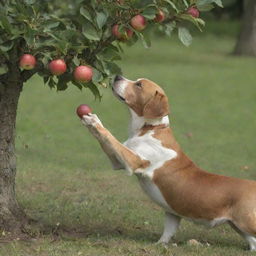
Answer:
[2, 28, 256, 255]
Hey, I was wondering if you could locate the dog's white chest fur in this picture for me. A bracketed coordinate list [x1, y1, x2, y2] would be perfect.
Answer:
[124, 131, 177, 178]
[124, 130, 177, 212]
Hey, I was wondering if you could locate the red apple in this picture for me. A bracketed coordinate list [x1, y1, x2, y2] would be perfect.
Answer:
[112, 24, 133, 40]
[130, 15, 147, 31]
[125, 29, 133, 39]
[76, 104, 92, 118]
[49, 59, 67, 76]
[154, 10, 165, 23]
[74, 65, 93, 83]
[187, 7, 199, 18]
[19, 54, 36, 70]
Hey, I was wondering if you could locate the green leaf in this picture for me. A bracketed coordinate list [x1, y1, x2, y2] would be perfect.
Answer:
[43, 21, 60, 32]
[138, 32, 151, 48]
[0, 15, 12, 34]
[43, 76, 50, 84]
[99, 45, 121, 61]
[197, 0, 223, 8]
[57, 78, 69, 90]
[164, 23, 175, 37]
[24, 0, 36, 4]
[142, 7, 157, 20]
[182, 0, 189, 8]
[82, 21, 100, 41]
[213, 0, 223, 7]
[24, 26, 37, 46]
[180, 14, 205, 31]
[0, 41, 14, 52]
[164, 0, 178, 12]
[92, 68, 103, 83]
[0, 64, 8, 75]
[87, 81, 101, 100]
[48, 77, 57, 89]
[103, 61, 122, 76]
[56, 73, 73, 91]
[196, 4, 214, 11]
[96, 12, 107, 29]
[72, 81, 83, 90]
[80, 6, 93, 22]
[72, 56, 80, 66]
[133, 0, 155, 9]
[178, 27, 192, 47]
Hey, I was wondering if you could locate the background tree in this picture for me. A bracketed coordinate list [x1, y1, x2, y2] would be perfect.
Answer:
[234, 0, 256, 56]
[212, 0, 242, 19]
[0, 0, 221, 234]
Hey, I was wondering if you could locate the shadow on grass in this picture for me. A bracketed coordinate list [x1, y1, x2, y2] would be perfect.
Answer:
[16, 216, 246, 252]
[18, 217, 159, 244]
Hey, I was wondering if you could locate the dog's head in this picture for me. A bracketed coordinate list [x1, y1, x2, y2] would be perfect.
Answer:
[112, 75, 169, 119]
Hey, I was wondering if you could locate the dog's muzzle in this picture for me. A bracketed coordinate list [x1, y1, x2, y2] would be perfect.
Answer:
[112, 75, 126, 102]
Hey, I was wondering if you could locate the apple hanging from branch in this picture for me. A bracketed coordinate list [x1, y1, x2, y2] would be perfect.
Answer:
[130, 15, 147, 31]
[112, 24, 133, 41]
[49, 59, 67, 76]
[19, 54, 36, 70]
[74, 65, 93, 83]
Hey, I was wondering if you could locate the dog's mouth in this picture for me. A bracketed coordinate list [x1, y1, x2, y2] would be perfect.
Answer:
[112, 86, 126, 102]
[117, 94, 126, 102]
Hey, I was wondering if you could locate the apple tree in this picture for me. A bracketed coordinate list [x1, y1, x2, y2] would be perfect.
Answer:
[0, 0, 221, 233]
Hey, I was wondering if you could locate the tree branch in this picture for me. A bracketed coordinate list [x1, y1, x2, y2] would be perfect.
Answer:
[163, 16, 177, 25]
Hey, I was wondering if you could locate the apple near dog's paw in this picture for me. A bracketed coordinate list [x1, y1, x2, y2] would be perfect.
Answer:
[49, 59, 67, 76]
[187, 7, 199, 18]
[74, 65, 93, 83]
[19, 54, 36, 70]
[130, 15, 147, 31]
[154, 10, 165, 23]
[76, 104, 92, 118]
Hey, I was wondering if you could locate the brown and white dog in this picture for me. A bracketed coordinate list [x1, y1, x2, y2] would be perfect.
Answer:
[82, 75, 256, 250]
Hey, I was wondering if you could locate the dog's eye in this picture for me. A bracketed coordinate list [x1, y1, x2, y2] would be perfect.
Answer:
[135, 81, 142, 87]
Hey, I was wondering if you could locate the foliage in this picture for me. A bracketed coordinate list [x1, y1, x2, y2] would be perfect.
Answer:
[0, 0, 222, 98]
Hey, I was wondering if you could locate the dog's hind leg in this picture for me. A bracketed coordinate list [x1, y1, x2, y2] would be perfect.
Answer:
[157, 212, 181, 245]
[245, 236, 256, 251]
[229, 221, 256, 251]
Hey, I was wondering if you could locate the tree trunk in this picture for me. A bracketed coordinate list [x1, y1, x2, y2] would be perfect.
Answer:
[234, 0, 256, 56]
[0, 74, 27, 233]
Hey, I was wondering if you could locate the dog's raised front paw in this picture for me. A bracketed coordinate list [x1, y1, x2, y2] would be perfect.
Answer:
[81, 113, 103, 127]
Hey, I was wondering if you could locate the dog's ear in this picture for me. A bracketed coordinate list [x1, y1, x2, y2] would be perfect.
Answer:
[143, 91, 169, 119]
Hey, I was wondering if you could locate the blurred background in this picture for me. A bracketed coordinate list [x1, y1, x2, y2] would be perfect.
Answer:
[194, 0, 255, 56]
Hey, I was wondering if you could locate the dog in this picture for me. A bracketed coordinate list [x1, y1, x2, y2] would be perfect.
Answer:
[81, 75, 256, 251]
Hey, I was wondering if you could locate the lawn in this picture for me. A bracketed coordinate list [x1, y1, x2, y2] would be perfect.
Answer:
[1, 23, 256, 255]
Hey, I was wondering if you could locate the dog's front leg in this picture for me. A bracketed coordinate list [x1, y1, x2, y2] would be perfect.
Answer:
[81, 114, 149, 174]
[157, 212, 181, 245]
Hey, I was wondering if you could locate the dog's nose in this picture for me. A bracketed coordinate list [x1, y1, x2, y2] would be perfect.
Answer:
[114, 75, 124, 82]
